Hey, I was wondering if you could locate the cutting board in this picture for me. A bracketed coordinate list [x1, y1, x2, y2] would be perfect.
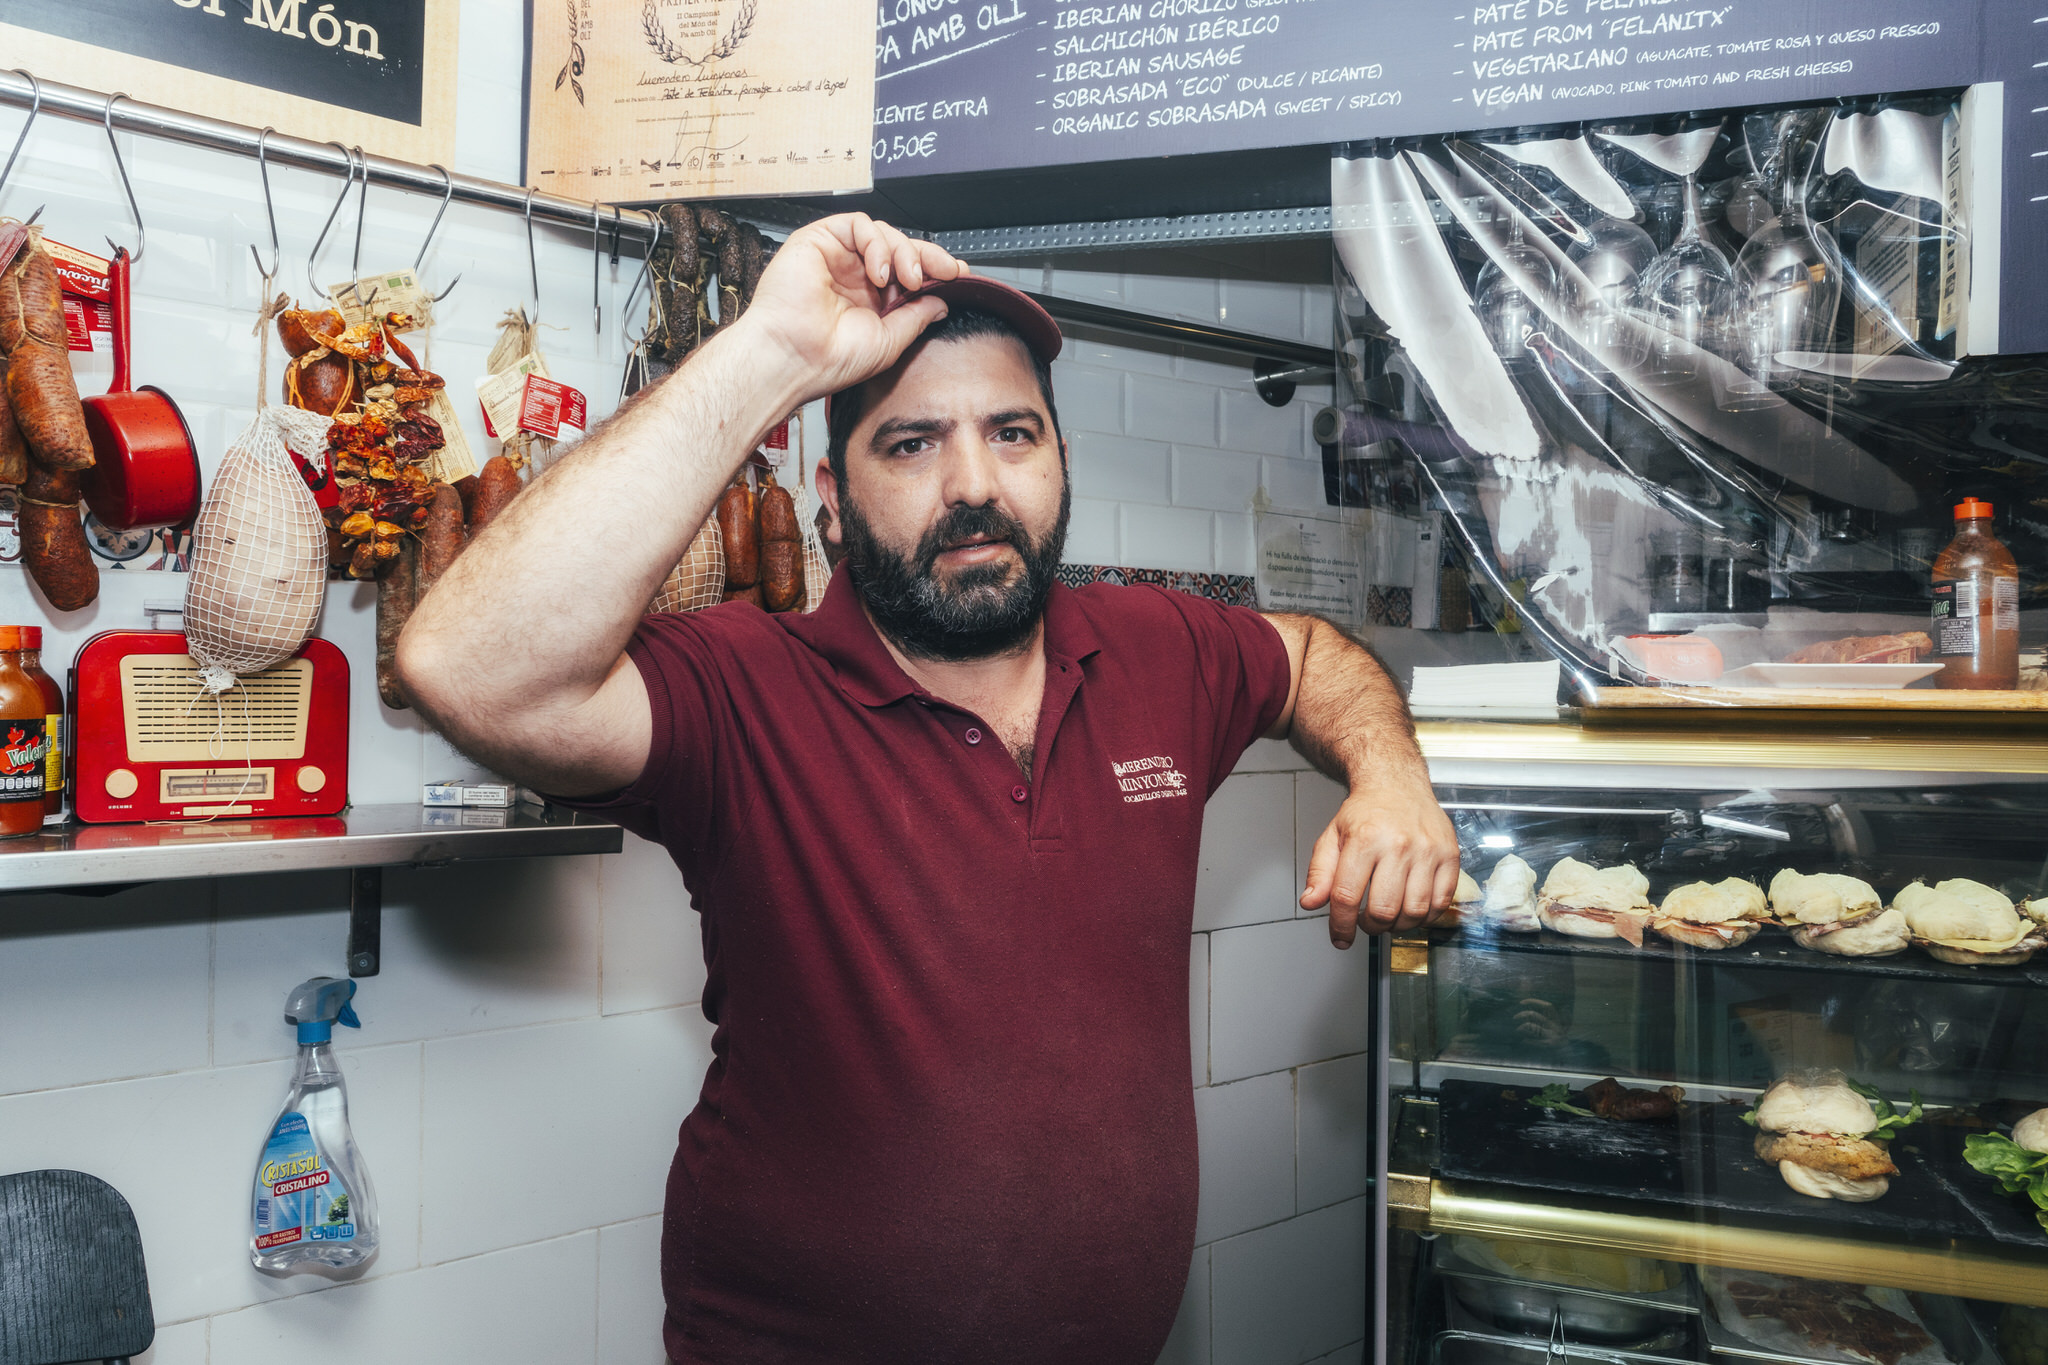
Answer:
[1437, 1081, 1978, 1241]
[1583, 687, 2048, 711]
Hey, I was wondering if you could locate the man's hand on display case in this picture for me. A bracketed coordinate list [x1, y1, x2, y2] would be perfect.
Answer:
[740, 212, 972, 405]
[1262, 611, 1460, 945]
[1301, 781, 1461, 943]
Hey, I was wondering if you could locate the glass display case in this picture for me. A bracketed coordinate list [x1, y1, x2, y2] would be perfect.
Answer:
[1322, 90, 2048, 712]
[1375, 768, 2048, 1365]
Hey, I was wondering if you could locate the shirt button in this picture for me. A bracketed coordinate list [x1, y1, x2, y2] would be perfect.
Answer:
[964, 727, 983, 745]
[1010, 785, 1028, 803]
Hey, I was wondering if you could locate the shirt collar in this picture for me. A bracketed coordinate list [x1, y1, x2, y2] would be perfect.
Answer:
[789, 561, 1104, 708]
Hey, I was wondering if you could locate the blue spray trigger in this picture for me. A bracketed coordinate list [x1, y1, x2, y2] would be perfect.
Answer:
[338, 1002, 361, 1029]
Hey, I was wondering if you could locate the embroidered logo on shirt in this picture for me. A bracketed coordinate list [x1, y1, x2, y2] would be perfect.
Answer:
[1111, 754, 1189, 803]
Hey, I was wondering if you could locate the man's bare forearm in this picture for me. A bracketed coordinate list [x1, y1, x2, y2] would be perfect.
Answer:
[1272, 614, 1427, 788]
[398, 325, 805, 763]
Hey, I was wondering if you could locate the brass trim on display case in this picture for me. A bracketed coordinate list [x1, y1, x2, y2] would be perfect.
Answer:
[1391, 936, 1431, 975]
[1414, 722, 2048, 775]
[1416, 1179, 2048, 1309]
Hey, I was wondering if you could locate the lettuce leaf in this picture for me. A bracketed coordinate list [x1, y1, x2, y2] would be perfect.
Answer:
[1529, 1083, 1595, 1118]
[1846, 1078, 1923, 1140]
[1963, 1132, 2048, 1232]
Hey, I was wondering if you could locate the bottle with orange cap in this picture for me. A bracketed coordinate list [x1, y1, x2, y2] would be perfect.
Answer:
[0, 626, 54, 839]
[1929, 498, 2019, 690]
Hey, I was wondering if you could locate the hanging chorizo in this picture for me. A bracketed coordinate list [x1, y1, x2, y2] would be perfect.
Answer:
[716, 479, 758, 589]
[18, 462, 98, 611]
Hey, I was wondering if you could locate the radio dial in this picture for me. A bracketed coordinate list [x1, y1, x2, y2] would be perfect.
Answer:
[296, 766, 326, 794]
[105, 768, 139, 800]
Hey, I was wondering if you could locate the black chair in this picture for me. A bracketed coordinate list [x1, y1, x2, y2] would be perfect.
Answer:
[0, 1170, 154, 1365]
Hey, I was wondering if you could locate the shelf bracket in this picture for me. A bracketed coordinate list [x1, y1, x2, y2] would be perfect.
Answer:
[346, 867, 382, 978]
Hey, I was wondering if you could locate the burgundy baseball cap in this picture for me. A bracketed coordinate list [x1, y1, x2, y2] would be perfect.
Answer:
[825, 274, 1062, 422]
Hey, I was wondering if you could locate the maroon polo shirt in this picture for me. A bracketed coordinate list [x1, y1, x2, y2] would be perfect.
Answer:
[565, 562, 1290, 1365]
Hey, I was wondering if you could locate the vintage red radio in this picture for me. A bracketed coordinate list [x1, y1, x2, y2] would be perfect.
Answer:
[69, 631, 349, 823]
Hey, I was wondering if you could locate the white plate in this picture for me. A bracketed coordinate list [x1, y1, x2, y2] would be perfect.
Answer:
[1717, 662, 1942, 690]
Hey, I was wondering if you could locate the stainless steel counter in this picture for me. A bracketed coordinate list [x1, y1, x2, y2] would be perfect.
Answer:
[0, 804, 623, 893]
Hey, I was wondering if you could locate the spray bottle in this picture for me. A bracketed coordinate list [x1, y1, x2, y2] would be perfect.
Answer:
[250, 976, 379, 1271]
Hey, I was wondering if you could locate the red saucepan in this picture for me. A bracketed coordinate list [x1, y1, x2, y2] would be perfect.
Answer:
[80, 249, 200, 532]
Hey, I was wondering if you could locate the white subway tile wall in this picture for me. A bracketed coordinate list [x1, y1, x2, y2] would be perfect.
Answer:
[0, 6, 1368, 1357]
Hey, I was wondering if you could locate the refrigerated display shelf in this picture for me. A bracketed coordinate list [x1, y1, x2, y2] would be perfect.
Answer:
[1389, 1179, 2048, 1310]
[1422, 927, 2048, 991]
[1413, 724, 2048, 775]
[1432, 1081, 2031, 1250]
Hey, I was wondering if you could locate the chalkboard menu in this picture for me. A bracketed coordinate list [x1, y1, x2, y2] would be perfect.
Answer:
[873, 0, 2021, 179]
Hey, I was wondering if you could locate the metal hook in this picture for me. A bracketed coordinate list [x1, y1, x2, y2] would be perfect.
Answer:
[248, 127, 281, 281]
[621, 209, 661, 348]
[0, 70, 42, 212]
[307, 143, 360, 298]
[102, 92, 144, 263]
[347, 145, 372, 307]
[591, 200, 604, 336]
[413, 163, 462, 302]
[522, 187, 545, 329]
[609, 205, 622, 266]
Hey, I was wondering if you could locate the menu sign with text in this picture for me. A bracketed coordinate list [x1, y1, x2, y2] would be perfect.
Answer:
[526, 0, 876, 201]
[0, 0, 458, 164]
[873, 0, 2014, 179]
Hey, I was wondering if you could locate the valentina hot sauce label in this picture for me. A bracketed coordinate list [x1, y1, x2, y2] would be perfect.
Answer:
[0, 719, 50, 804]
[252, 1112, 356, 1251]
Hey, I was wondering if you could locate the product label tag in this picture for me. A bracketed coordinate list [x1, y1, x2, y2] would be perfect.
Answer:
[1994, 575, 2019, 631]
[43, 711, 61, 797]
[1931, 580, 1978, 656]
[476, 351, 550, 440]
[425, 389, 479, 484]
[327, 267, 434, 331]
[252, 1111, 355, 1252]
[0, 717, 49, 803]
[0, 224, 27, 277]
[517, 375, 587, 440]
[42, 238, 113, 353]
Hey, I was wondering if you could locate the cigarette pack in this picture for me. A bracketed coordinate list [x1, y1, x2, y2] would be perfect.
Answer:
[421, 779, 514, 808]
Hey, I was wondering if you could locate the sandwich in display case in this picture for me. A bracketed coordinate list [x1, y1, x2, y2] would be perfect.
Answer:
[1375, 758, 2048, 1365]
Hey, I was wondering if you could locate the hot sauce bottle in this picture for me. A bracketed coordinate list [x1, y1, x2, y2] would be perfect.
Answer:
[0, 626, 53, 838]
[17, 628, 65, 823]
[1930, 498, 2020, 690]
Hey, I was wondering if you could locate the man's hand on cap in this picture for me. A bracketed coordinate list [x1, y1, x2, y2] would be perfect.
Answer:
[736, 212, 971, 403]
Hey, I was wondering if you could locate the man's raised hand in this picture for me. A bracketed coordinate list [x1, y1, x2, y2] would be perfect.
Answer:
[737, 213, 970, 402]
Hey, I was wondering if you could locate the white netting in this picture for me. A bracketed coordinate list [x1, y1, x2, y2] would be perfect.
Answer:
[183, 404, 334, 692]
[791, 475, 831, 613]
[652, 512, 726, 614]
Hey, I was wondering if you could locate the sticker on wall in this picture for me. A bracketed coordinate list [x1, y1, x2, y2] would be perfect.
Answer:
[1056, 564, 1257, 609]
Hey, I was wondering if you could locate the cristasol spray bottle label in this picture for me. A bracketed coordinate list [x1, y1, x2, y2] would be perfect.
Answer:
[252, 1112, 357, 1251]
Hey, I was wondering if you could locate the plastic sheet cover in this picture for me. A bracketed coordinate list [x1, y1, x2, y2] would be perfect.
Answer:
[1327, 95, 2048, 694]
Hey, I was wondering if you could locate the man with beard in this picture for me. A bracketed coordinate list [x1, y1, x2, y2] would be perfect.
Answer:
[399, 214, 1456, 1364]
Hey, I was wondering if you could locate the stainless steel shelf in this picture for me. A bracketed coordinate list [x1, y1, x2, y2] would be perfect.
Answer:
[0, 804, 624, 893]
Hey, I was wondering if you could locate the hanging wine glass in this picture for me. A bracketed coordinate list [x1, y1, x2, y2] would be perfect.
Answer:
[1727, 108, 1844, 406]
[1565, 215, 1657, 369]
[1599, 121, 1735, 386]
[1474, 217, 1558, 362]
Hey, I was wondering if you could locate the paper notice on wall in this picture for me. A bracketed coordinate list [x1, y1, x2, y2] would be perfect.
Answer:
[1256, 504, 1366, 627]
[525, 0, 875, 201]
